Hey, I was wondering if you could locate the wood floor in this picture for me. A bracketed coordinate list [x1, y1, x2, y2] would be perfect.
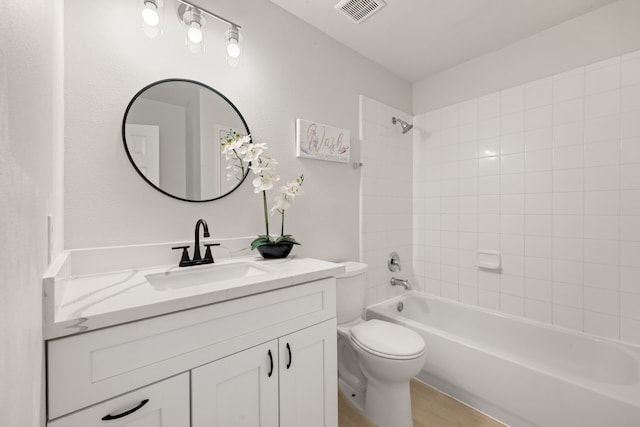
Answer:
[338, 379, 505, 427]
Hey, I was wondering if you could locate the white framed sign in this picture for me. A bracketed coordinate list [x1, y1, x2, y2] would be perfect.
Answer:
[295, 119, 350, 163]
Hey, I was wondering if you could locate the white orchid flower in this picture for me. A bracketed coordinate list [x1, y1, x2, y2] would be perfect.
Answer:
[251, 153, 278, 174]
[239, 142, 267, 163]
[252, 169, 280, 193]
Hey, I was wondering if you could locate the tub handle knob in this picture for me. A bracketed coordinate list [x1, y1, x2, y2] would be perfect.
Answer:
[388, 252, 401, 272]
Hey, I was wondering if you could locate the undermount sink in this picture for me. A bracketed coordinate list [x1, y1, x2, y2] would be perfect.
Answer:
[146, 261, 273, 290]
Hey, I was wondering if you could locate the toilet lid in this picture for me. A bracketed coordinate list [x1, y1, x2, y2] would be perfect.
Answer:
[349, 319, 425, 359]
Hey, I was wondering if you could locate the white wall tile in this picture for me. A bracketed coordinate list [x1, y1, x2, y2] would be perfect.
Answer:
[526, 77, 553, 109]
[525, 171, 553, 193]
[478, 92, 500, 120]
[584, 165, 619, 190]
[584, 239, 620, 266]
[501, 153, 525, 175]
[584, 262, 619, 289]
[525, 277, 552, 302]
[500, 214, 525, 235]
[585, 115, 620, 143]
[553, 215, 583, 238]
[554, 145, 584, 170]
[585, 89, 621, 119]
[500, 174, 525, 194]
[553, 281, 583, 306]
[526, 149, 553, 172]
[553, 305, 583, 331]
[501, 85, 525, 114]
[479, 137, 500, 157]
[553, 169, 584, 192]
[584, 311, 619, 339]
[621, 189, 640, 215]
[479, 175, 500, 194]
[553, 192, 583, 215]
[553, 67, 585, 103]
[621, 164, 640, 189]
[622, 110, 640, 138]
[553, 122, 584, 147]
[621, 84, 640, 112]
[526, 299, 552, 323]
[553, 237, 583, 261]
[621, 292, 640, 320]
[621, 318, 640, 345]
[621, 215, 640, 241]
[526, 257, 553, 281]
[501, 112, 525, 135]
[553, 98, 584, 124]
[585, 60, 620, 95]
[479, 117, 500, 140]
[526, 105, 553, 131]
[584, 215, 620, 240]
[526, 193, 553, 215]
[584, 141, 620, 167]
[411, 53, 640, 344]
[501, 294, 525, 316]
[584, 190, 620, 215]
[501, 132, 525, 154]
[622, 53, 640, 87]
[501, 234, 524, 255]
[525, 127, 553, 151]
[526, 215, 552, 237]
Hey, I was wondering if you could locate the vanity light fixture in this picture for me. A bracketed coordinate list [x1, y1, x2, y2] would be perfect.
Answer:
[141, 0, 163, 38]
[181, 5, 206, 53]
[176, 0, 242, 62]
[226, 24, 241, 66]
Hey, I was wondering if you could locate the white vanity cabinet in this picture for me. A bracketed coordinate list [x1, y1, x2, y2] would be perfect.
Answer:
[46, 277, 337, 427]
[192, 320, 337, 427]
[47, 374, 190, 427]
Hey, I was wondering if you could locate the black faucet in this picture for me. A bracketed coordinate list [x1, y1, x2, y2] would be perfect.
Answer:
[172, 219, 220, 267]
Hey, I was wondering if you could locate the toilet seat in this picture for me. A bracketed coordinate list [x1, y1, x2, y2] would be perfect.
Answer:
[349, 319, 425, 360]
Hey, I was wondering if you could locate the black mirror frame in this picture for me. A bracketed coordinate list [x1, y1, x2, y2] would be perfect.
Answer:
[122, 78, 251, 203]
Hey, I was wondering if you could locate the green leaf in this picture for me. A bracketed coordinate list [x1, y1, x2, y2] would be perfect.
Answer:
[275, 235, 301, 245]
[250, 236, 273, 250]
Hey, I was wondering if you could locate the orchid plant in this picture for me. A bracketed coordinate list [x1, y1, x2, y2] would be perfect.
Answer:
[221, 132, 304, 250]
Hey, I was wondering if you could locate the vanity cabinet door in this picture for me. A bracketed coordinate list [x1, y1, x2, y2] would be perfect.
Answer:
[279, 320, 338, 427]
[192, 340, 279, 427]
[47, 373, 189, 427]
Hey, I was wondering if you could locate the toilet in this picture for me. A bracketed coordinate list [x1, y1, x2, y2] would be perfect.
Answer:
[336, 262, 426, 427]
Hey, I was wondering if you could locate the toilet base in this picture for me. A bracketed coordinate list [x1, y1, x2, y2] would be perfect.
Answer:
[363, 376, 413, 427]
[338, 377, 365, 413]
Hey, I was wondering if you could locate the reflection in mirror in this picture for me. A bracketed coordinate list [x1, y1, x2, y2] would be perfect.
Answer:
[122, 79, 250, 202]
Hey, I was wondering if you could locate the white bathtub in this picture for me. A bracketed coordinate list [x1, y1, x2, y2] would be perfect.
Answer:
[367, 292, 640, 427]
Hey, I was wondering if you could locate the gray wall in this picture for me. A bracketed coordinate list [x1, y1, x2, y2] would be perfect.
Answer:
[0, 0, 64, 425]
[64, 0, 412, 262]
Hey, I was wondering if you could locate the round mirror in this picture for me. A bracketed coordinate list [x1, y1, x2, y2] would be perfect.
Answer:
[122, 79, 250, 202]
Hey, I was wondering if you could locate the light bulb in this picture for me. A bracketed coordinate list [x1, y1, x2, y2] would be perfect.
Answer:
[142, 2, 159, 27]
[188, 22, 203, 44]
[227, 39, 240, 58]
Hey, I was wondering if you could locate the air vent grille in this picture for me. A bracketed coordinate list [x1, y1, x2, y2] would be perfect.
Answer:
[335, 0, 386, 24]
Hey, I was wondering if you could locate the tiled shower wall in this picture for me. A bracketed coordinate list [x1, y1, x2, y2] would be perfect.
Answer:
[360, 96, 413, 306]
[413, 51, 640, 344]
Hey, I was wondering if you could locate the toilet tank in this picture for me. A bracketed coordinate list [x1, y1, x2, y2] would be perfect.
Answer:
[335, 261, 368, 324]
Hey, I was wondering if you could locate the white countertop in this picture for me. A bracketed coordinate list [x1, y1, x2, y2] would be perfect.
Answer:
[43, 241, 344, 339]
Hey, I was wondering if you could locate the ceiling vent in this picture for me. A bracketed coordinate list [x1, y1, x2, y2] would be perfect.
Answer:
[335, 0, 386, 24]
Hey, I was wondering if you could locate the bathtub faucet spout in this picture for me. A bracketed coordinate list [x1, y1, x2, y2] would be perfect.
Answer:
[391, 277, 410, 290]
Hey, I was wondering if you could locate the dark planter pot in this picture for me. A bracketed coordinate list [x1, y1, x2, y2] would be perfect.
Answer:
[257, 242, 294, 259]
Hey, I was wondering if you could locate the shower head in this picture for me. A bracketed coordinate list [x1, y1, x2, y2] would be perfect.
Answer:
[392, 117, 413, 134]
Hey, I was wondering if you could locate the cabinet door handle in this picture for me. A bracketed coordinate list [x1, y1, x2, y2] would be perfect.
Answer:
[267, 349, 274, 377]
[101, 399, 149, 421]
[286, 342, 292, 369]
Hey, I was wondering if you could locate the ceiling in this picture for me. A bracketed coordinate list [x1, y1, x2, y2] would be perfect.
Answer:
[270, 0, 619, 83]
